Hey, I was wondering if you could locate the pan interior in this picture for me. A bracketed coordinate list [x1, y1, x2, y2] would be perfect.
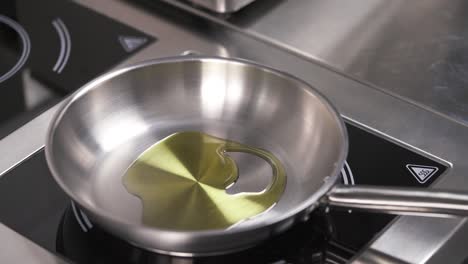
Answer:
[47, 58, 346, 233]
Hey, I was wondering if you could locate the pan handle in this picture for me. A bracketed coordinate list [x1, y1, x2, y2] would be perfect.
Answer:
[323, 185, 468, 217]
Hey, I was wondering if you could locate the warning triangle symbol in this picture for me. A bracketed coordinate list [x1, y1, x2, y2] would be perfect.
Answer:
[118, 35, 148, 53]
[406, 164, 438, 184]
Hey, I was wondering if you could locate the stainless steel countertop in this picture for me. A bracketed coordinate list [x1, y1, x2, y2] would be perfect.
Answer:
[0, 224, 68, 264]
[181, 0, 468, 127]
[187, 0, 257, 13]
[2, 0, 468, 263]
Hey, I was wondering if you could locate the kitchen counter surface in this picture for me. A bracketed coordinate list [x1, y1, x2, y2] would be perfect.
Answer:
[180, 0, 468, 126]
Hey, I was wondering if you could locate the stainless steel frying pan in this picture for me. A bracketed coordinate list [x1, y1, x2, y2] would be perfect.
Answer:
[45, 56, 468, 256]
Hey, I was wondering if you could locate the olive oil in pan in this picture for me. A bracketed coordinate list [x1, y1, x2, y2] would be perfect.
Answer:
[123, 131, 286, 230]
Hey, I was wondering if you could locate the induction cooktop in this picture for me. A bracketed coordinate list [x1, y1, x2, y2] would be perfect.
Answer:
[0, 0, 154, 138]
[1, 0, 464, 263]
[0, 121, 447, 263]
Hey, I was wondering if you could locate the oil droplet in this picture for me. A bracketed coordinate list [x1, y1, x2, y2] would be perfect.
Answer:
[122, 131, 286, 230]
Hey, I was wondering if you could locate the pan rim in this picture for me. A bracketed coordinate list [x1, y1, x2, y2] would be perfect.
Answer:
[44, 55, 348, 247]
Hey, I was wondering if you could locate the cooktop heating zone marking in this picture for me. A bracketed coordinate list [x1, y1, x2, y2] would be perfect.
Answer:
[0, 15, 31, 83]
[52, 18, 71, 74]
[341, 161, 354, 185]
[71, 201, 93, 232]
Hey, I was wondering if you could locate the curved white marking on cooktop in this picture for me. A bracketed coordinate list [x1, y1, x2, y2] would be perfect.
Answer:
[79, 207, 93, 229]
[344, 161, 355, 185]
[0, 15, 31, 83]
[341, 161, 355, 185]
[71, 201, 88, 232]
[52, 18, 71, 74]
[52, 20, 65, 72]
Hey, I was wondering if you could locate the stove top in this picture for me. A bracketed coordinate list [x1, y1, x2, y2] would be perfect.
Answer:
[0, 0, 153, 138]
[1, 0, 467, 263]
[0, 122, 447, 263]
[56, 203, 350, 264]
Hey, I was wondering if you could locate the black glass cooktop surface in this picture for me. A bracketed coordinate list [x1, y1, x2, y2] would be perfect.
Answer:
[0, 0, 154, 138]
[0, 122, 448, 264]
